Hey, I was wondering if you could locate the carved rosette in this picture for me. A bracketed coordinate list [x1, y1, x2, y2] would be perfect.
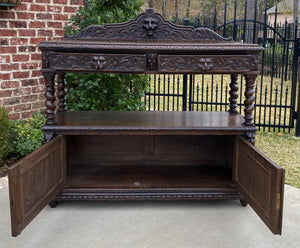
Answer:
[43, 72, 56, 125]
[244, 74, 257, 125]
[64, 9, 232, 43]
[50, 53, 146, 72]
[229, 74, 239, 114]
[57, 73, 66, 112]
[159, 55, 254, 73]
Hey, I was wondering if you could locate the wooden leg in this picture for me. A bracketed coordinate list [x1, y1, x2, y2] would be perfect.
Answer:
[240, 199, 248, 207]
[229, 74, 239, 114]
[49, 201, 58, 208]
[57, 72, 67, 112]
[43, 71, 56, 125]
[243, 73, 257, 125]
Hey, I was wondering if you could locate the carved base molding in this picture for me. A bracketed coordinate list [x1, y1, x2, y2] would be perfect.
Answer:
[54, 187, 243, 201]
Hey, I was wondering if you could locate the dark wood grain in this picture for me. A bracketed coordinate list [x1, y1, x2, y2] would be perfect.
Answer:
[8, 136, 66, 237]
[50, 53, 146, 73]
[233, 136, 285, 235]
[244, 74, 257, 125]
[40, 40, 262, 54]
[43, 71, 56, 125]
[63, 9, 232, 42]
[54, 187, 243, 202]
[57, 72, 66, 112]
[158, 55, 255, 73]
[67, 135, 229, 167]
[66, 165, 233, 189]
[229, 74, 239, 114]
[8, 8, 285, 237]
[42, 111, 257, 135]
[39, 8, 262, 126]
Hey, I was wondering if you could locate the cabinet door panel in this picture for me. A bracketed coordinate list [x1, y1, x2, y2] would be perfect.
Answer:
[233, 136, 285, 235]
[8, 136, 66, 237]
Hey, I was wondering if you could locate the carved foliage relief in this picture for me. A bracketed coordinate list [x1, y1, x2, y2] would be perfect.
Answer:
[49, 53, 257, 73]
[50, 53, 146, 72]
[159, 55, 256, 73]
[65, 9, 232, 43]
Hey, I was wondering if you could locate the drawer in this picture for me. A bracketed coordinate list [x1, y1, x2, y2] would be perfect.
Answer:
[158, 55, 256, 73]
[49, 53, 146, 73]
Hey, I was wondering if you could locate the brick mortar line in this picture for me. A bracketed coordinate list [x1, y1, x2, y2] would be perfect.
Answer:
[1, 71, 42, 74]
[0, 77, 44, 81]
[1, 81, 44, 86]
[0, 0, 82, 119]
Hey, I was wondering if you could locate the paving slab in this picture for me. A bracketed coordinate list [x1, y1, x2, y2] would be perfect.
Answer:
[0, 184, 299, 248]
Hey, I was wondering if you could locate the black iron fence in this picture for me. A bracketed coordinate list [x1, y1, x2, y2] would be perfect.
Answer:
[144, 0, 300, 136]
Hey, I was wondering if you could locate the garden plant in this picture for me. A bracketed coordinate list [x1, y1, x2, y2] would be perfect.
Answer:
[0, 109, 46, 177]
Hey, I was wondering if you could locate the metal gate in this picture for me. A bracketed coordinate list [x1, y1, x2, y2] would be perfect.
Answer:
[144, 0, 300, 136]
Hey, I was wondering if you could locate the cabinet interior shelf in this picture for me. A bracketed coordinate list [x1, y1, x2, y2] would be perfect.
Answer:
[66, 165, 233, 189]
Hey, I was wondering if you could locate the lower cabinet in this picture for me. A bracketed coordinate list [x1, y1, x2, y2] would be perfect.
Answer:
[8, 133, 284, 236]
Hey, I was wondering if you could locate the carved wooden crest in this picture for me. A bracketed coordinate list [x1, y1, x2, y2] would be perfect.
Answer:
[64, 8, 232, 43]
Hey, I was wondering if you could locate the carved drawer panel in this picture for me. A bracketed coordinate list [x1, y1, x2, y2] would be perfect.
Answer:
[49, 53, 146, 72]
[158, 55, 257, 73]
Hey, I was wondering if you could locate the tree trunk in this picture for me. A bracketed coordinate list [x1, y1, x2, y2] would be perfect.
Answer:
[245, 0, 256, 43]
[187, 0, 191, 19]
[294, 0, 299, 26]
[162, 0, 167, 17]
[175, 0, 178, 23]
[149, 0, 153, 8]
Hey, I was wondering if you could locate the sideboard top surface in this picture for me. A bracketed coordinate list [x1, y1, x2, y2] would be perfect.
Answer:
[39, 40, 262, 54]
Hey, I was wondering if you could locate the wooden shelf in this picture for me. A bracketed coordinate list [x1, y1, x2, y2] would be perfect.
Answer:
[42, 111, 257, 135]
[66, 165, 233, 189]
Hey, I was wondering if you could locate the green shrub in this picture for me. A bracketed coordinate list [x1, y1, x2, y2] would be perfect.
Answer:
[64, 0, 144, 36]
[65, 73, 149, 111]
[0, 107, 10, 164]
[9, 113, 46, 158]
[64, 0, 149, 111]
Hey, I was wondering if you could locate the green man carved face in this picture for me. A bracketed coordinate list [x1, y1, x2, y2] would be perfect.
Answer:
[143, 17, 158, 36]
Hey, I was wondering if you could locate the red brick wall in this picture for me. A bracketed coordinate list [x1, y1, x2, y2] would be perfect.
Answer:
[0, 0, 83, 119]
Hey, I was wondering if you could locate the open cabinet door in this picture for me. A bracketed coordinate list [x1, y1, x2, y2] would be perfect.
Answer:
[8, 136, 66, 237]
[233, 136, 285, 235]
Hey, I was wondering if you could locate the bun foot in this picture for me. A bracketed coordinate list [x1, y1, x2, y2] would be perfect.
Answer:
[240, 199, 248, 207]
[49, 201, 58, 208]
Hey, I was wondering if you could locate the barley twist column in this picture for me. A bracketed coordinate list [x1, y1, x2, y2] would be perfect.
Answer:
[244, 73, 257, 125]
[43, 71, 56, 125]
[57, 72, 67, 112]
[229, 74, 239, 114]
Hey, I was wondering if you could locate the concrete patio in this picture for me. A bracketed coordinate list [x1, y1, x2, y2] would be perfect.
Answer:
[0, 179, 299, 248]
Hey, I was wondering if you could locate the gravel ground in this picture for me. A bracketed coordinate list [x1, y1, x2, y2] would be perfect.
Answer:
[0, 156, 17, 178]
[0, 176, 8, 189]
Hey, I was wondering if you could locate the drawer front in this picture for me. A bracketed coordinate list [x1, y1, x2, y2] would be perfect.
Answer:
[158, 55, 257, 73]
[49, 53, 146, 73]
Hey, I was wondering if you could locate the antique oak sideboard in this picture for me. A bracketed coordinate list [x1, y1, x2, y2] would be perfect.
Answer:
[8, 9, 284, 237]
